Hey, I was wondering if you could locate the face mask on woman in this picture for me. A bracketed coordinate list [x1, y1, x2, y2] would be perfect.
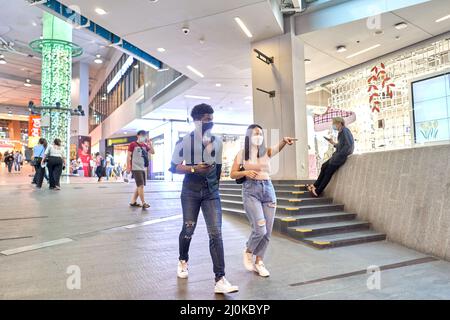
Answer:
[251, 135, 264, 146]
[332, 124, 338, 131]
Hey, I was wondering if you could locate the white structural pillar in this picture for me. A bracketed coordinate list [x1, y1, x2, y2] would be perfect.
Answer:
[251, 20, 308, 180]
[71, 61, 90, 137]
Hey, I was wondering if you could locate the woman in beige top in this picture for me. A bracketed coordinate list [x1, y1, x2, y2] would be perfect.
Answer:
[230, 124, 296, 277]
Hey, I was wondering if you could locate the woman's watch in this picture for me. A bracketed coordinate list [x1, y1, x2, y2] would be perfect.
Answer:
[190, 166, 195, 173]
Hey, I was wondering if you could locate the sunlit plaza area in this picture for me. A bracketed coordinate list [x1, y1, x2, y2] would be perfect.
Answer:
[1, 0, 450, 314]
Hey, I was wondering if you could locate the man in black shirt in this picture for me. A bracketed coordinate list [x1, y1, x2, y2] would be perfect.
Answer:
[309, 117, 354, 197]
[169, 103, 238, 294]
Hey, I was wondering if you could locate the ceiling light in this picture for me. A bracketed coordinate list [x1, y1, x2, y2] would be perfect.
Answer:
[94, 54, 103, 64]
[24, 79, 32, 87]
[234, 17, 253, 38]
[134, 64, 139, 69]
[304, 59, 312, 64]
[184, 95, 211, 100]
[394, 22, 408, 30]
[157, 47, 166, 52]
[123, 131, 128, 134]
[436, 14, 450, 23]
[336, 45, 347, 53]
[32, 21, 37, 27]
[95, 8, 107, 15]
[346, 44, 381, 59]
[0, 55, 6, 64]
[215, 83, 222, 87]
[187, 65, 204, 78]
[244, 96, 253, 100]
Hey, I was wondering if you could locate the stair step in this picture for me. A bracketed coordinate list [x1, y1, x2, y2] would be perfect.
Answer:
[275, 211, 356, 225]
[221, 188, 315, 199]
[287, 220, 369, 238]
[302, 230, 387, 249]
[220, 194, 332, 205]
[220, 199, 344, 214]
[279, 203, 345, 214]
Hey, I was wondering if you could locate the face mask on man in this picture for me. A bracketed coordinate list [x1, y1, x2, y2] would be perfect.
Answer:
[138, 136, 146, 143]
[332, 124, 338, 131]
[202, 121, 214, 133]
[251, 135, 264, 146]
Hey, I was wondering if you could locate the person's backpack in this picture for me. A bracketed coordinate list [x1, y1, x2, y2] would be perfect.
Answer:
[110, 156, 115, 166]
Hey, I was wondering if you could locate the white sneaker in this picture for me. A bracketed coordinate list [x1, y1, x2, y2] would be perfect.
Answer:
[254, 261, 270, 277]
[214, 277, 239, 294]
[243, 250, 254, 272]
[177, 260, 189, 279]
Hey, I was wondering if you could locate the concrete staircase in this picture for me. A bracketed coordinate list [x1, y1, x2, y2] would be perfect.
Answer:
[220, 180, 386, 249]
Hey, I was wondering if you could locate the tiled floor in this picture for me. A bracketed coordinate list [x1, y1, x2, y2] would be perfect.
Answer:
[1, 164, 450, 299]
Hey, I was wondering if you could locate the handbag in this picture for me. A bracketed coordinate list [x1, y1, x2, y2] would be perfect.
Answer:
[235, 164, 246, 185]
[32, 148, 45, 166]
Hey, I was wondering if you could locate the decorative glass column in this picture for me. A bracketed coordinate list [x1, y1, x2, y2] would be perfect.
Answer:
[30, 12, 82, 165]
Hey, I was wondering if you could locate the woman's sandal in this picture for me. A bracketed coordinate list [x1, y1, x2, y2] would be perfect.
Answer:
[142, 203, 150, 209]
[129, 202, 142, 207]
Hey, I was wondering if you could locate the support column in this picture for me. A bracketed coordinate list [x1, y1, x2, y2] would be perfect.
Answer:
[251, 19, 308, 180]
[36, 12, 75, 165]
[71, 61, 90, 137]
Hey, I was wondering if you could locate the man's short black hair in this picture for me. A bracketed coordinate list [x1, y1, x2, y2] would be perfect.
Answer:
[190, 103, 214, 121]
[137, 130, 147, 136]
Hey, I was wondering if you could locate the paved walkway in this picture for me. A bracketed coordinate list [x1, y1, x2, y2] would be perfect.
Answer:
[0, 165, 450, 299]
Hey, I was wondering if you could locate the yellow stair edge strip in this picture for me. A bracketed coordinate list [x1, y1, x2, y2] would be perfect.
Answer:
[313, 241, 331, 245]
[294, 184, 306, 187]
[288, 199, 302, 202]
[292, 191, 305, 195]
[296, 229, 312, 233]
[281, 218, 297, 222]
[285, 207, 300, 211]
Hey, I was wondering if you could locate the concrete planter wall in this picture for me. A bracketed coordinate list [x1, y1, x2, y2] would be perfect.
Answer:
[325, 144, 450, 260]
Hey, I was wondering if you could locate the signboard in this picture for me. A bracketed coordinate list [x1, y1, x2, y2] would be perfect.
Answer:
[77, 136, 92, 177]
[411, 71, 450, 143]
[28, 115, 41, 147]
[107, 136, 136, 147]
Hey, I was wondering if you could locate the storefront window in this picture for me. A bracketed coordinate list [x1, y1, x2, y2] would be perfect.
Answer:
[306, 37, 450, 173]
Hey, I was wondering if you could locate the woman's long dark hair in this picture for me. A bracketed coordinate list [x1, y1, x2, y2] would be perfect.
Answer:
[54, 138, 61, 146]
[244, 124, 266, 161]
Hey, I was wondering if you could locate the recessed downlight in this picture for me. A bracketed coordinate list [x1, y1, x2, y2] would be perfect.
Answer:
[304, 59, 312, 64]
[24, 79, 32, 87]
[157, 47, 166, 52]
[95, 8, 107, 15]
[94, 54, 103, 64]
[336, 45, 347, 53]
[394, 22, 408, 30]
[215, 83, 222, 87]
[0, 55, 6, 64]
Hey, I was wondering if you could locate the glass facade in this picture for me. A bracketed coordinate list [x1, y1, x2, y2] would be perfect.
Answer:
[89, 53, 182, 133]
[89, 54, 144, 132]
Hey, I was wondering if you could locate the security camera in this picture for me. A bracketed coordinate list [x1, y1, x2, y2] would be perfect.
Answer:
[182, 26, 190, 35]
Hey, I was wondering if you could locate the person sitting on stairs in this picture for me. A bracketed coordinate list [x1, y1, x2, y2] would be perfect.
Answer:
[308, 117, 354, 197]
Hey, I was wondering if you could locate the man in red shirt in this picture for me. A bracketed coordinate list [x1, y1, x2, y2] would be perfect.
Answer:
[127, 130, 155, 208]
